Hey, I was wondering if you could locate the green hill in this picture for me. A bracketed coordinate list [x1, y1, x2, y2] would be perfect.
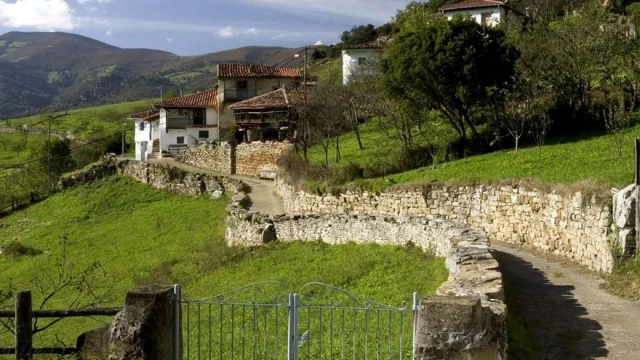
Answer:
[0, 176, 446, 349]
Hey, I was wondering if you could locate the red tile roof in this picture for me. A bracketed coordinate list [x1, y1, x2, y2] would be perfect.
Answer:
[440, 0, 507, 11]
[217, 63, 302, 79]
[229, 88, 310, 110]
[128, 110, 160, 121]
[344, 37, 390, 50]
[155, 88, 218, 108]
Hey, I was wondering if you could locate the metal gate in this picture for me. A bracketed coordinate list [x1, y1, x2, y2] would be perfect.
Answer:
[182, 282, 418, 360]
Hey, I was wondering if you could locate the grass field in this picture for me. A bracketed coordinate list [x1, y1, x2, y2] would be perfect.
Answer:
[0, 176, 447, 354]
[307, 119, 640, 188]
[0, 133, 46, 170]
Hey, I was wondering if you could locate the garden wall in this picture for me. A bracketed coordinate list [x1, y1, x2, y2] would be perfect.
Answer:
[226, 209, 507, 358]
[276, 179, 615, 273]
[180, 141, 293, 177]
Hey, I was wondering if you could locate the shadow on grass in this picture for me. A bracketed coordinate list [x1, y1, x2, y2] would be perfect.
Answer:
[493, 250, 607, 360]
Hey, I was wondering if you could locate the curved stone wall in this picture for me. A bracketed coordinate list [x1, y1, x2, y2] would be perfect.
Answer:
[276, 179, 614, 272]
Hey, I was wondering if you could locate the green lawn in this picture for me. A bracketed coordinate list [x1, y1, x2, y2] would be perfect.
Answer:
[0, 176, 446, 352]
[307, 119, 640, 188]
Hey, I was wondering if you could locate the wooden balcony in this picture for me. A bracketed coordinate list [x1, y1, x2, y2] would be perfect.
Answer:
[224, 89, 258, 102]
[166, 118, 205, 130]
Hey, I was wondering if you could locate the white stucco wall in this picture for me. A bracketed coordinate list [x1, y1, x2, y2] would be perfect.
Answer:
[134, 119, 159, 161]
[444, 7, 503, 26]
[158, 107, 220, 152]
[342, 49, 381, 85]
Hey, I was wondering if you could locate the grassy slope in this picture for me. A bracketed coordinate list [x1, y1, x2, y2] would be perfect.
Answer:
[0, 133, 46, 170]
[0, 176, 447, 349]
[308, 120, 640, 187]
[5, 99, 155, 138]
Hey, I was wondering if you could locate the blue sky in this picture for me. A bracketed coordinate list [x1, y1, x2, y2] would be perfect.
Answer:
[0, 0, 413, 55]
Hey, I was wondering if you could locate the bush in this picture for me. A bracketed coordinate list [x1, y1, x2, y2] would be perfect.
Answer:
[2, 241, 43, 257]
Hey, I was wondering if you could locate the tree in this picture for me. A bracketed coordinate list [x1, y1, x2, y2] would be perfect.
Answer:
[39, 138, 76, 178]
[341, 24, 377, 46]
[381, 15, 518, 145]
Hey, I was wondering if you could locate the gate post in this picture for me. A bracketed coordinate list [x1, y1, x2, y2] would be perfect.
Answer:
[172, 284, 182, 360]
[287, 293, 299, 360]
[15, 291, 32, 360]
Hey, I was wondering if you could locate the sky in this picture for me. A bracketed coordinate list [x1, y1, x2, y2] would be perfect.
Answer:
[0, 0, 413, 55]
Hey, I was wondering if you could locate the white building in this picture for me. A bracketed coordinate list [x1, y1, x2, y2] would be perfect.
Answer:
[341, 39, 387, 85]
[129, 110, 160, 161]
[440, 0, 523, 26]
[129, 87, 220, 159]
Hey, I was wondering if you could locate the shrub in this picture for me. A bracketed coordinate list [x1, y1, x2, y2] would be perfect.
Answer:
[2, 241, 43, 257]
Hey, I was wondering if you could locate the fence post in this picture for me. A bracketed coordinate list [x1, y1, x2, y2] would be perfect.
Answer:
[287, 293, 299, 360]
[636, 138, 640, 254]
[172, 284, 182, 360]
[15, 291, 32, 360]
[412, 292, 419, 359]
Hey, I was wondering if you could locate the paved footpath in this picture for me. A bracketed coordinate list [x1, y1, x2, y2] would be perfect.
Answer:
[493, 241, 640, 360]
[149, 159, 285, 216]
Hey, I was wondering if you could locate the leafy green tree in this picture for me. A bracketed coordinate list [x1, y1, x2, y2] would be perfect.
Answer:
[341, 24, 377, 46]
[39, 138, 76, 177]
[381, 15, 518, 143]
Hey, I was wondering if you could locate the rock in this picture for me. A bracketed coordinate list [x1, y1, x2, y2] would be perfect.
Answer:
[613, 184, 635, 229]
[77, 325, 110, 360]
[415, 296, 507, 360]
[616, 228, 636, 255]
[262, 222, 277, 243]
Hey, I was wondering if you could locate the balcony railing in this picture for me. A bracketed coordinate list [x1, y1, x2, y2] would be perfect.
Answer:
[166, 118, 205, 130]
[224, 89, 258, 102]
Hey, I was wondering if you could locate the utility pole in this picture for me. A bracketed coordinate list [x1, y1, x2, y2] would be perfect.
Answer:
[47, 114, 52, 193]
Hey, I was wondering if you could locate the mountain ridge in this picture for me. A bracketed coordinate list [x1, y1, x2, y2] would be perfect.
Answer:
[0, 31, 306, 119]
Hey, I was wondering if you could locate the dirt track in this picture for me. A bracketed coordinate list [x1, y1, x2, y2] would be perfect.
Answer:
[493, 241, 640, 360]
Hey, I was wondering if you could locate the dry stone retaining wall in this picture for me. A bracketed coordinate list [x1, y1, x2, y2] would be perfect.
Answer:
[180, 141, 293, 177]
[276, 179, 615, 272]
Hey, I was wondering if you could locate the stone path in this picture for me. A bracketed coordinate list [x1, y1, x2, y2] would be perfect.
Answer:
[493, 241, 640, 360]
[149, 159, 285, 216]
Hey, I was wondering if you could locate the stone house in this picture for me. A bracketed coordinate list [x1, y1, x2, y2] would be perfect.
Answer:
[216, 63, 304, 137]
[440, 0, 523, 26]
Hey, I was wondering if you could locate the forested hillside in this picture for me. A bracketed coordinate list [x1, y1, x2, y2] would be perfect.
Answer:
[0, 32, 304, 119]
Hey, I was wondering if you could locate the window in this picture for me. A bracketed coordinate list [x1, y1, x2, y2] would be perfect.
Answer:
[358, 57, 367, 65]
[193, 109, 205, 126]
[237, 80, 248, 89]
[198, 131, 209, 139]
[177, 136, 185, 144]
[481, 13, 492, 26]
[139, 122, 145, 131]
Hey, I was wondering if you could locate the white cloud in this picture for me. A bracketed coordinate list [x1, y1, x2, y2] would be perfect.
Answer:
[0, 0, 76, 31]
[314, 40, 324, 45]
[245, 28, 258, 35]
[77, 0, 110, 4]
[245, 0, 409, 22]
[106, 29, 112, 35]
[165, 37, 174, 43]
[217, 26, 234, 38]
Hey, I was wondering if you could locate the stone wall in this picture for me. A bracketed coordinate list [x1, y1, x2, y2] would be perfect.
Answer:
[181, 142, 233, 174]
[117, 160, 247, 198]
[235, 141, 293, 176]
[226, 210, 507, 358]
[180, 141, 293, 177]
[276, 179, 615, 273]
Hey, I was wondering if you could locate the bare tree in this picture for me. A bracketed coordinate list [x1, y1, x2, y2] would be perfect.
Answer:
[0, 235, 114, 340]
[604, 90, 636, 158]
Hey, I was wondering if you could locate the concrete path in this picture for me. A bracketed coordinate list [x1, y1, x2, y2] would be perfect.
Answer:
[149, 159, 285, 216]
[493, 241, 640, 360]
